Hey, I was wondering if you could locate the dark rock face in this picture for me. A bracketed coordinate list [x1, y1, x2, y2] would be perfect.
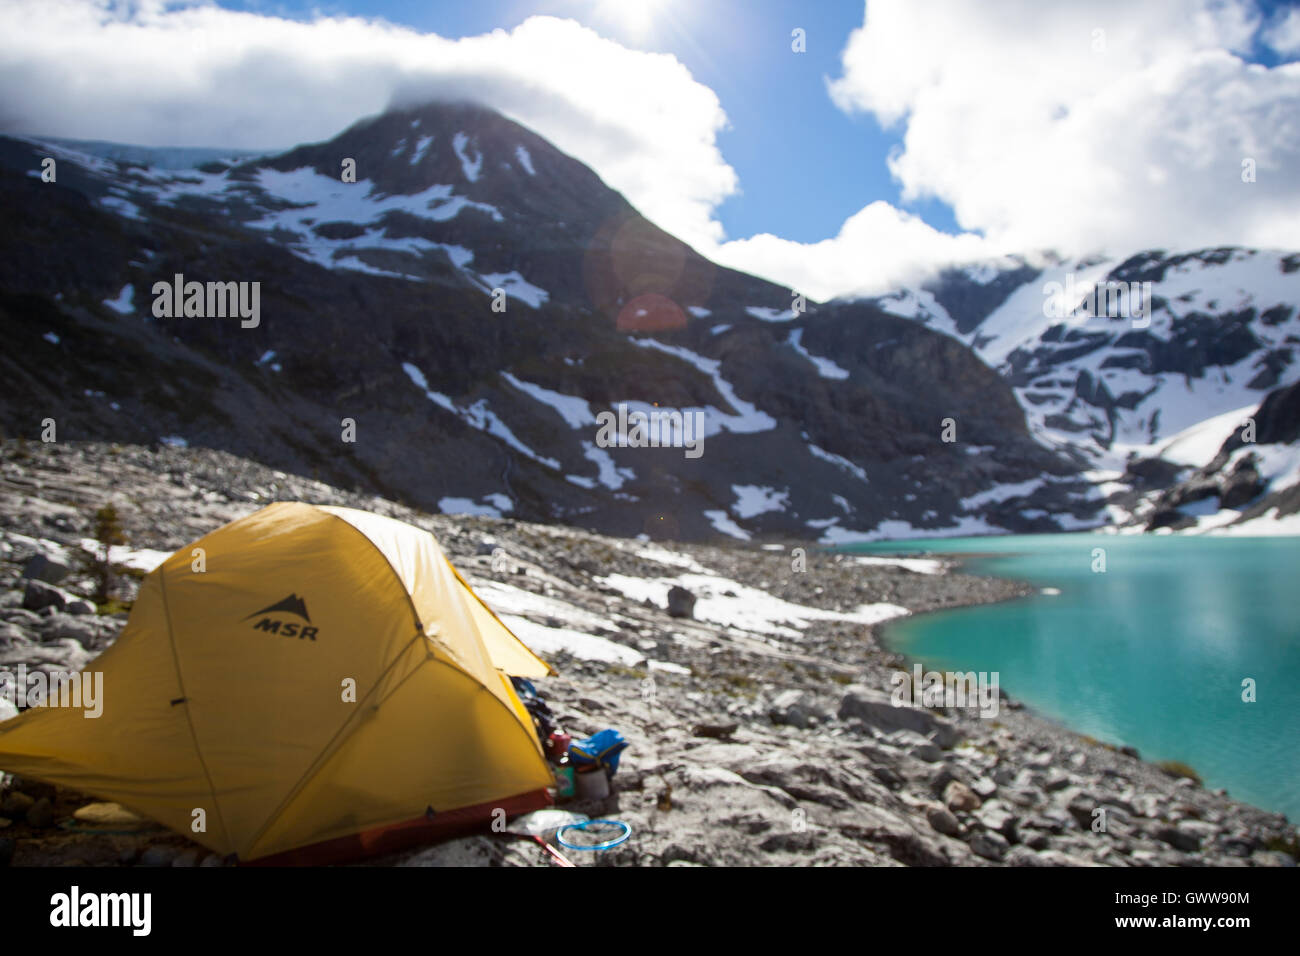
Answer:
[1220, 380, 1300, 455]
[1138, 379, 1300, 529]
[0, 101, 1074, 543]
[1219, 464, 1264, 509]
[924, 261, 1042, 335]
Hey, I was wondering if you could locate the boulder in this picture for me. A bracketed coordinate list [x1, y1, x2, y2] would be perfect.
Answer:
[969, 829, 1009, 861]
[666, 585, 696, 619]
[769, 689, 829, 729]
[944, 780, 981, 813]
[1154, 824, 1202, 853]
[837, 686, 958, 747]
[42, 615, 100, 647]
[926, 804, 962, 837]
[21, 579, 72, 612]
[975, 800, 1019, 841]
[911, 742, 943, 763]
[21, 553, 70, 585]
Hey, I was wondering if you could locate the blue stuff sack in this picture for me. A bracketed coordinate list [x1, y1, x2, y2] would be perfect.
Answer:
[569, 729, 628, 776]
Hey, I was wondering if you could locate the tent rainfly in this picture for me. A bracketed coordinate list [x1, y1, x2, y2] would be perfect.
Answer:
[0, 502, 556, 864]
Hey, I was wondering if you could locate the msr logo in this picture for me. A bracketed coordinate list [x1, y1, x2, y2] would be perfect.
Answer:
[243, 594, 319, 641]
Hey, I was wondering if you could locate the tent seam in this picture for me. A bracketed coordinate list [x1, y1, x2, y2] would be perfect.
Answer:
[157, 562, 236, 854]
[444, 558, 555, 676]
[240, 629, 430, 856]
[251, 657, 550, 856]
[321, 507, 424, 632]
[245, 641, 547, 859]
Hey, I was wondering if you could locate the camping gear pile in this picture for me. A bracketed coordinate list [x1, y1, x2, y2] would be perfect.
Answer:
[511, 678, 628, 805]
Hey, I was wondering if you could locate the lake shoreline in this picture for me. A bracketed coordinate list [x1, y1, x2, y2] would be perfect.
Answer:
[847, 534, 1300, 824]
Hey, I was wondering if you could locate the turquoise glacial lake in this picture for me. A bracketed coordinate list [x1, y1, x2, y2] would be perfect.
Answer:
[845, 533, 1300, 820]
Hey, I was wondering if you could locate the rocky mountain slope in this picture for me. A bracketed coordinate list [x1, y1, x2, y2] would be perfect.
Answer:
[0, 101, 1087, 544]
[1, 440, 1295, 867]
[868, 248, 1300, 534]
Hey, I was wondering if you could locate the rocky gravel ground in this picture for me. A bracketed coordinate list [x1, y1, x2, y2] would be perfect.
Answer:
[0, 440, 1295, 867]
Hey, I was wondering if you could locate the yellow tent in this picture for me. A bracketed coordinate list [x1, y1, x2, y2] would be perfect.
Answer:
[0, 502, 557, 863]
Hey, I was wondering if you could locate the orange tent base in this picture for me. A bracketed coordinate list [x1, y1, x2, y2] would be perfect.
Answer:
[243, 789, 553, 866]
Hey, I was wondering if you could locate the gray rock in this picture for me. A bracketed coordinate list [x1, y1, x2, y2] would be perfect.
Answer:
[1154, 825, 1202, 852]
[969, 829, 1009, 861]
[22, 554, 70, 585]
[971, 776, 998, 798]
[911, 742, 943, 762]
[838, 686, 959, 748]
[944, 780, 981, 813]
[1003, 787, 1041, 808]
[769, 689, 828, 729]
[929, 764, 966, 797]
[1005, 845, 1052, 866]
[1043, 770, 1072, 792]
[64, 599, 96, 616]
[872, 766, 904, 790]
[666, 585, 696, 619]
[927, 804, 962, 837]
[1025, 831, 1052, 851]
[992, 766, 1017, 786]
[21, 579, 71, 612]
[0, 608, 42, 627]
[42, 615, 99, 646]
[975, 800, 1019, 840]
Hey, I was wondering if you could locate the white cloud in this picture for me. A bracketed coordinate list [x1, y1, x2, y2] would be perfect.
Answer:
[780, 0, 1300, 295]
[0, 1, 736, 251]
[711, 201, 1003, 301]
[1264, 7, 1300, 56]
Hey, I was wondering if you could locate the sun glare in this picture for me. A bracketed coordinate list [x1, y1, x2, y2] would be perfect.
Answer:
[591, 0, 672, 42]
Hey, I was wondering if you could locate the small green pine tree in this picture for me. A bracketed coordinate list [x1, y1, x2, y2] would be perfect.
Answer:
[90, 504, 127, 604]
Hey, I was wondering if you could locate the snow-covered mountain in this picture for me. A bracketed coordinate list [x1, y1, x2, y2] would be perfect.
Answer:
[866, 248, 1300, 533]
[3, 101, 1294, 542]
[0, 101, 1090, 543]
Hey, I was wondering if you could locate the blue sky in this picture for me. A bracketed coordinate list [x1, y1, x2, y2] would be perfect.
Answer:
[218, 0, 962, 244]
